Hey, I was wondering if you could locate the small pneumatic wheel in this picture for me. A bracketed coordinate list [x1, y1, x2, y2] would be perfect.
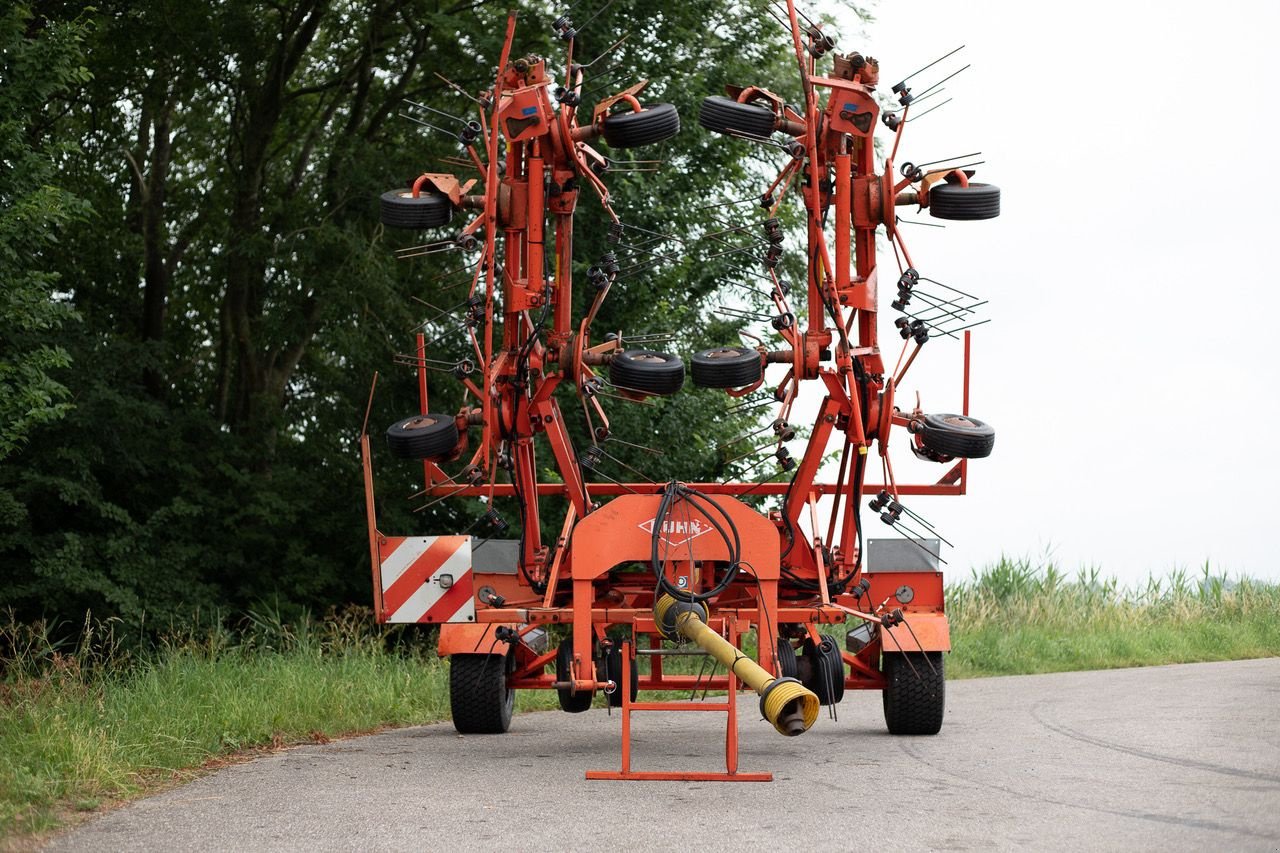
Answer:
[698, 95, 777, 138]
[449, 651, 515, 734]
[919, 413, 995, 459]
[928, 182, 1001, 221]
[690, 346, 763, 389]
[556, 638, 594, 713]
[600, 103, 680, 148]
[385, 413, 460, 460]
[882, 651, 945, 735]
[609, 350, 685, 396]
[379, 189, 453, 229]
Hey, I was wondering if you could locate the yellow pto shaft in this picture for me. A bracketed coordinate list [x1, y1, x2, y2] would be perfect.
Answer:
[654, 594, 819, 736]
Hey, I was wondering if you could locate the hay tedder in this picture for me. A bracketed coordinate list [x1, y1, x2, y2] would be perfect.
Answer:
[359, 3, 999, 780]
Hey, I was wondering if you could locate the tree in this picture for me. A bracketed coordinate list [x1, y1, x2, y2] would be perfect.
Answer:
[0, 0, 860, 628]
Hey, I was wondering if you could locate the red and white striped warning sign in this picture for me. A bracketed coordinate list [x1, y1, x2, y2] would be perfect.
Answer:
[377, 536, 475, 624]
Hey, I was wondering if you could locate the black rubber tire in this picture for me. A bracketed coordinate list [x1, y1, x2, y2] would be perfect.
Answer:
[603, 645, 638, 708]
[690, 346, 763, 389]
[601, 103, 680, 148]
[556, 638, 594, 713]
[380, 189, 453, 229]
[775, 637, 798, 680]
[449, 652, 514, 734]
[801, 634, 846, 706]
[698, 95, 776, 138]
[920, 413, 995, 459]
[609, 350, 685, 396]
[928, 182, 1000, 221]
[385, 414, 459, 461]
[882, 651, 945, 735]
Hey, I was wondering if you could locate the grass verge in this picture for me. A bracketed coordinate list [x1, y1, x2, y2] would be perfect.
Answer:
[3, 562, 1278, 841]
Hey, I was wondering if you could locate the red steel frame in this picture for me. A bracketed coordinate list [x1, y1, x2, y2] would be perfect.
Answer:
[360, 4, 984, 778]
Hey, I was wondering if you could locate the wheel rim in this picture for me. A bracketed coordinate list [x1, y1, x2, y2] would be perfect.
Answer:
[401, 416, 439, 431]
[942, 416, 975, 429]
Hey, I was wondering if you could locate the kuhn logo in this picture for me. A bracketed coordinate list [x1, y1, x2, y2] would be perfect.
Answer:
[639, 518, 712, 548]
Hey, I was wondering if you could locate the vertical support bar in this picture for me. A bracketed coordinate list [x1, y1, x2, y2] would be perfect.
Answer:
[526, 148, 545, 293]
[360, 434, 384, 621]
[621, 640, 633, 773]
[834, 152, 851, 292]
[417, 332, 434, 488]
[961, 329, 971, 494]
[725, 615, 739, 774]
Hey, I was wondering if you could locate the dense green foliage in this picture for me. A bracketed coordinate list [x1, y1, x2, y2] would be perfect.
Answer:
[0, 0, 839, 626]
[4, 563, 1277, 839]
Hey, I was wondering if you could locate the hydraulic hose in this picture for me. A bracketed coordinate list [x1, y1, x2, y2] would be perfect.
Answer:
[653, 594, 819, 736]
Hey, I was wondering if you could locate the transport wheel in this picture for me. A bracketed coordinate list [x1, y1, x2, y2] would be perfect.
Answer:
[919, 413, 995, 459]
[600, 103, 680, 148]
[379, 189, 453, 229]
[603, 644, 638, 708]
[449, 652, 514, 734]
[608, 350, 685, 396]
[801, 634, 845, 706]
[385, 413, 459, 460]
[882, 651, 945, 735]
[698, 95, 776, 138]
[775, 637, 799, 679]
[690, 346, 763, 389]
[556, 638, 594, 713]
[928, 182, 1000, 221]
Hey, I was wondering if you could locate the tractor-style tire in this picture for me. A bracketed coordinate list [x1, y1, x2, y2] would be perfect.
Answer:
[450, 652, 514, 734]
[776, 637, 799, 679]
[919, 413, 995, 459]
[609, 350, 685, 396]
[386, 413, 459, 460]
[601, 103, 680, 148]
[691, 346, 763, 389]
[801, 634, 846, 706]
[698, 95, 776, 138]
[556, 638, 594, 713]
[603, 645, 638, 708]
[380, 189, 453, 229]
[882, 651, 945, 735]
[928, 182, 1000, 221]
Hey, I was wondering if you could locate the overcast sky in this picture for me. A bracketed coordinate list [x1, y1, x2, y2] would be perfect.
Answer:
[773, 0, 1280, 585]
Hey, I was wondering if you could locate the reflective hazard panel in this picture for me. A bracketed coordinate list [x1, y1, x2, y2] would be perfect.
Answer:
[376, 536, 475, 624]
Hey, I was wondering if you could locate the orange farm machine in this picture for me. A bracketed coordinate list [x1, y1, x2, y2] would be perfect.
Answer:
[360, 3, 999, 781]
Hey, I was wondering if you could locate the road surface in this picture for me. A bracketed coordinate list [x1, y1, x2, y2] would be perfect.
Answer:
[48, 658, 1280, 852]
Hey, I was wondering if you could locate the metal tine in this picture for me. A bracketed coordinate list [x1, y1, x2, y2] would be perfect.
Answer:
[604, 436, 664, 457]
[926, 159, 984, 176]
[911, 286, 978, 317]
[580, 67, 635, 99]
[724, 127, 786, 150]
[919, 276, 980, 301]
[584, 465, 641, 494]
[413, 481, 471, 513]
[914, 151, 982, 170]
[433, 72, 486, 106]
[397, 112, 453, 136]
[916, 299, 988, 326]
[412, 300, 469, 331]
[419, 263, 476, 286]
[596, 386, 659, 406]
[574, 0, 616, 36]
[692, 196, 760, 212]
[884, 87, 946, 114]
[395, 239, 456, 254]
[905, 98, 952, 123]
[770, 0, 818, 30]
[596, 446, 657, 484]
[422, 319, 472, 349]
[891, 501, 953, 546]
[885, 518, 949, 565]
[762, 3, 793, 35]
[910, 288, 975, 326]
[699, 244, 763, 264]
[716, 304, 771, 320]
[904, 311, 959, 341]
[395, 245, 462, 259]
[896, 216, 946, 229]
[579, 34, 629, 68]
[930, 318, 991, 337]
[915, 64, 971, 102]
[896, 45, 965, 88]
[403, 98, 468, 125]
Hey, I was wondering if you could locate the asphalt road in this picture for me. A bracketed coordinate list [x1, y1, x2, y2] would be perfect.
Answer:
[48, 658, 1280, 852]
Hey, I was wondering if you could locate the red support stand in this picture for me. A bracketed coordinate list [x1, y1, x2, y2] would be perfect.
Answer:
[586, 626, 773, 782]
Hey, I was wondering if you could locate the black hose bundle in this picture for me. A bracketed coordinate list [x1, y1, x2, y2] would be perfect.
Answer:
[650, 481, 743, 603]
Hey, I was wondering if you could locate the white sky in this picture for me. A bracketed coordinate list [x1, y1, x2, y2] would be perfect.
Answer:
[775, 0, 1280, 584]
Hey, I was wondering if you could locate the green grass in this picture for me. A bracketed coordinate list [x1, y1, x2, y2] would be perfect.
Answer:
[3, 562, 1279, 841]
